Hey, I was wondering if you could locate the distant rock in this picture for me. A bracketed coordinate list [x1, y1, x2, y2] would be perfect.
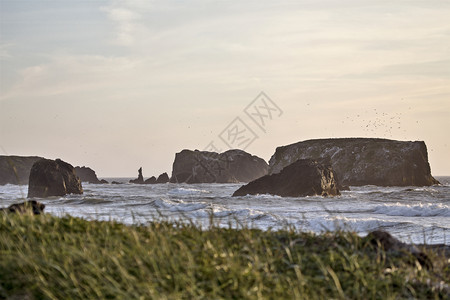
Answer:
[130, 167, 144, 184]
[170, 149, 268, 183]
[74, 166, 104, 184]
[28, 159, 83, 198]
[111, 181, 122, 185]
[144, 176, 157, 184]
[0, 156, 43, 185]
[233, 159, 340, 197]
[100, 179, 109, 184]
[156, 172, 170, 184]
[269, 138, 439, 187]
[0, 200, 45, 215]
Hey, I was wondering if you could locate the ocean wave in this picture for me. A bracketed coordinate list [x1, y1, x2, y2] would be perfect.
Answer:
[299, 216, 400, 233]
[373, 203, 450, 217]
[60, 198, 113, 205]
[168, 187, 211, 196]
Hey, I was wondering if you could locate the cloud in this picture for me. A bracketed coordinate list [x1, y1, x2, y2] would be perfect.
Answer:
[0, 55, 141, 101]
[101, 1, 153, 46]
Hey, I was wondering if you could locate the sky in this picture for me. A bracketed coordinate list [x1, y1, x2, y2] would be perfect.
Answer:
[1, 0, 449, 177]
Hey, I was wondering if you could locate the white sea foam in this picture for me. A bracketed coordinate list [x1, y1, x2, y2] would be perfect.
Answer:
[1, 181, 449, 244]
[168, 187, 211, 196]
[301, 216, 400, 233]
[373, 203, 450, 217]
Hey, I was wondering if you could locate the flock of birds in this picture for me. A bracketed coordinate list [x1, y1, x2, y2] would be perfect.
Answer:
[341, 107, 414, 137]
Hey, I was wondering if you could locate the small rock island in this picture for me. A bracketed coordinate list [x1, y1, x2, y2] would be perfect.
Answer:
[233, 159, 340, 197]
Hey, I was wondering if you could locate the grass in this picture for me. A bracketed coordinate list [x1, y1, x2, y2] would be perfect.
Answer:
[0, 213, 448, 299]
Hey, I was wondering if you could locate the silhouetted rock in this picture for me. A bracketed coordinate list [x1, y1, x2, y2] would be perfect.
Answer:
[28, 159, 83, 198]
[170, 149, 268, 183]
[269, 138, 439, 187]
[130, 167, 144, 184]
[74, 166, 103, 184]
[0, 200, 45, 215]
[144, 176, 157, 184]
[111, 181, 122, 184]
[233, 159, 340, 197]
[156, 172, 170, 184]
[367, 230, 432, 269]
[0, 156, 43, 185]
[100, 179, 109, 184]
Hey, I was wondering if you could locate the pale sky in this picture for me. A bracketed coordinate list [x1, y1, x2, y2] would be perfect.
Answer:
[1, 0, 449, 177]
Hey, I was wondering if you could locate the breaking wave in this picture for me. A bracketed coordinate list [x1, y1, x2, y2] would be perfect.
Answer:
[373, 203, 450, 217]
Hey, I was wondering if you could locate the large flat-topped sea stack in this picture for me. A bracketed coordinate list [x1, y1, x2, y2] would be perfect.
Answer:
[170, 149, 268, 183]
[269, 138, 439, 187]
[0, 156, 43, 185]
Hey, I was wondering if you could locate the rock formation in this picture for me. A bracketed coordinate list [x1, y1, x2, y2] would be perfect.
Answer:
[144, 176, 157, 184]
[233, 159, 340, 197]
[28, 159, 83, 198]
[130, 167, 144, 184]
[142, 173, 169, 184]
[269, 138, 439, 187]
[170, 149, 268, 183]
[0, 200, 45, 215]
[0, 156, 43, 185]
[156, 172, 170, 184]
[74, 166, 106, 184]
[366, 230, 432, 269]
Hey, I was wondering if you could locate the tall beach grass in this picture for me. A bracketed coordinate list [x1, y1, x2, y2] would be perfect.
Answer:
[0, 213, 448, 299]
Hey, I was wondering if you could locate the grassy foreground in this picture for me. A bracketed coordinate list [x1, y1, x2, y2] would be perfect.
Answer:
[0, 213, 448, 299]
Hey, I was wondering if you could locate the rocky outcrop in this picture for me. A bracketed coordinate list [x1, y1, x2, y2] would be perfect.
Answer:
[0, 156, 43, 185]
[144, 176, 157, 184]
[142, 173, 169, 184]
[74, 166, 106, 184]
[366, 231, 432, 269]
[233, 159, 340, 197]
[269, 138, 439, 187]
[156, 172, 170, 184]
[130, 167, 144, 184]
[28, 159, 83, 198]
[170, 149, 268, 183]
[0, 200, 45, 215]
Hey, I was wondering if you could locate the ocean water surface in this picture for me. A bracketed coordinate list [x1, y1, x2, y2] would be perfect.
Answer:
[1, 177, 449, 245]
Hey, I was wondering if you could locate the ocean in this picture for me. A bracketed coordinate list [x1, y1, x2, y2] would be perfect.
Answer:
[1, 177, 449, 245]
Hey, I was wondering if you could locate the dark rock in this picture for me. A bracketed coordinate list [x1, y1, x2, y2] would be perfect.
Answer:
[0, 200, 45, 215]
[269, 138, 439, 187]
[27, 159, 83, 198]
[100, 179, 109, 184]
[367, 230, 433, 269]
[130, 167, 144, 184]
[156, 172, 170, 184]
[144, 176, 157, 184]
[111, 181, 122, 184]
[232, 159, 340, 197]
[170, 149, 268, 183]
[74, 166, 102, 184]
[0, 156, 43, 185]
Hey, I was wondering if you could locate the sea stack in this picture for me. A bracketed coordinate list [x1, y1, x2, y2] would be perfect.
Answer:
[74, 166, 105, 184]
[269, 138, 439, 187]
[28, 158, 83, 198]
[233, 159, 340, 197]
[130, 167, 144, 184]
[170, 149, 268, 183]
[0, 156, 44, 185]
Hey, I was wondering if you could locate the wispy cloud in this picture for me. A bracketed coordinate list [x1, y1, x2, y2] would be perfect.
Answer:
[101, 0, 153, 46]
